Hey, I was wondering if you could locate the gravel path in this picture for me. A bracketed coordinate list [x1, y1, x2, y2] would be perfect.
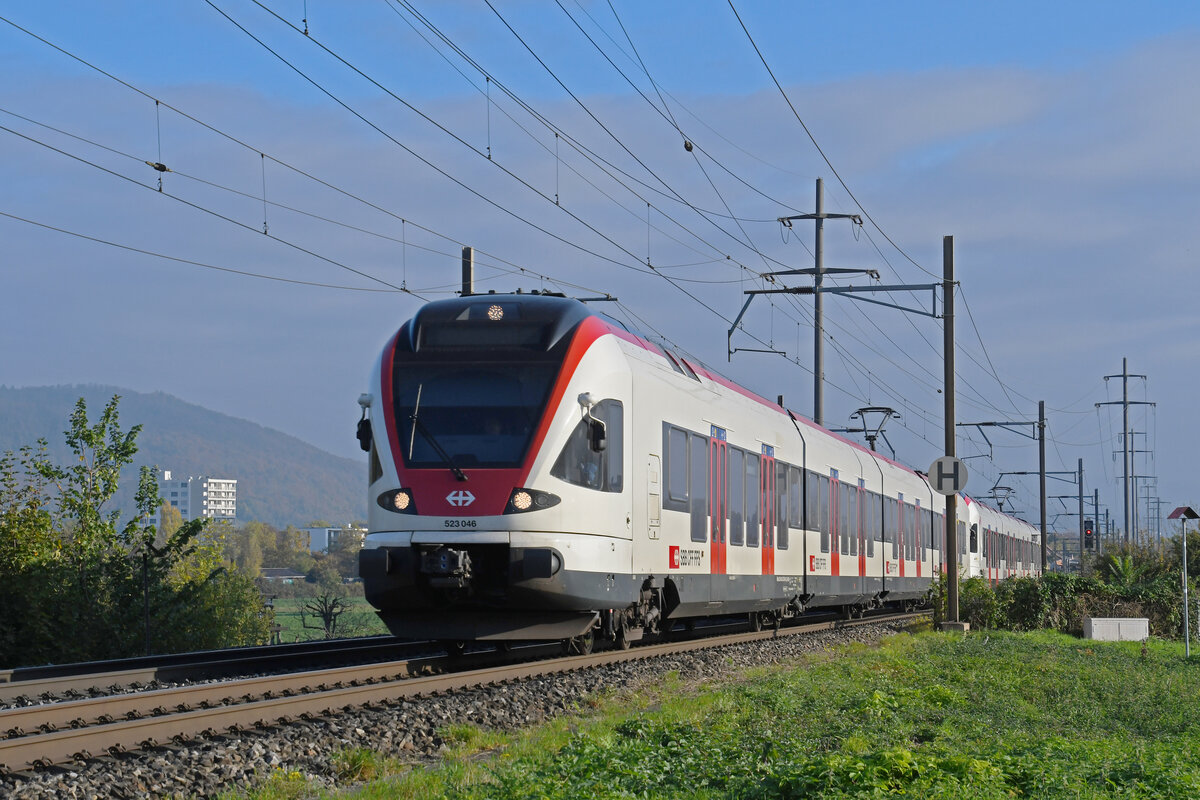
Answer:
[1, 621, 911, 799]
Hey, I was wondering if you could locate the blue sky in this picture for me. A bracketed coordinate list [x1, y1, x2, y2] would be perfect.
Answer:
[2, 1, 1199, 537]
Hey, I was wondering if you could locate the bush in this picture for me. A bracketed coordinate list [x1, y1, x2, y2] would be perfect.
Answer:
[0, 396, 272, 667]
[937, 564, 1191, 639]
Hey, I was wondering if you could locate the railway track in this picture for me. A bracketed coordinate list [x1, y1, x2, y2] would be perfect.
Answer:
[0, 636, 428, 704]
[0, 611, 925, 773]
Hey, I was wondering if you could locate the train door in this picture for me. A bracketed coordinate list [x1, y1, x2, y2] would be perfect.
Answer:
[915, 500, 923, 579]
[897, 493, 906, 579]
[829, 469, 840, 578]
[857, 482, 867, 579]
[709, 428, 728, 576]
[761, 447, 776, 575]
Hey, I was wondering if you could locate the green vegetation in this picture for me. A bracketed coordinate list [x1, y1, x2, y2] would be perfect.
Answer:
[0, 395, 271, 667]
[270, 596, 388, 641]
[935, 544, 1197, 640]
[221, 630, 1200, 799]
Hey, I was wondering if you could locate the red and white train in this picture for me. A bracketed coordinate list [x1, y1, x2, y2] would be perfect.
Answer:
[358, 292, 1039, 648]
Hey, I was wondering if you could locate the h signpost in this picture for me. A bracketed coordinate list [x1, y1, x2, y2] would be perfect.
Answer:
[930, 455, 968, 631]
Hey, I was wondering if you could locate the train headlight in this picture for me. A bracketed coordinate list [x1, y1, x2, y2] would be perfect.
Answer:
[377, 488, 417, 514]
[505, 488, 560, 514]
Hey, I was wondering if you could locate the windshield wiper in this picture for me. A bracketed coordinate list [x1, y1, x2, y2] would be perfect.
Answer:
[408, 384, 468, 482]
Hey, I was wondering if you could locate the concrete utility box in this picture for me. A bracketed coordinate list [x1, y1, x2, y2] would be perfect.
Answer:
[1084, 617, 1149, 642]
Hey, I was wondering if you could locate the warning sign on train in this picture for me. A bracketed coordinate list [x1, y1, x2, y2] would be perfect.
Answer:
[928, 456, 968, 495]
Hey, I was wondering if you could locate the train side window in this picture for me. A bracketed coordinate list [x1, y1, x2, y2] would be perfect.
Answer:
[729, 448, 744, 546]
[776, 466, 788, 550]
[970, 524, 979, 553]
[866, 491, 877, 557]
[788, 467, 803, 530]
[887, 497, 897, 559]
[806, 469, 822, 534]
[746, 454, 760, 548]
[908, 504, 917, 561]
[664, 425, 689, 510]
[689, 433, 709, 543]
[843, 486, 854, 556]
[368, 442, 383, 485]
[923, 511, 929, 557]
[818, 475, 830, 553]
[551, 399, 624, 492]
[884, 496, 894, 558]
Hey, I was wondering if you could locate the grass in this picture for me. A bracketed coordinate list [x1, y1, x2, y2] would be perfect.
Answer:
[269, 596, 390, 642]
[223, 630, 1200, 799]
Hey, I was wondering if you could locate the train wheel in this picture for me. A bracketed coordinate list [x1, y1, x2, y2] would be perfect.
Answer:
[614, 621, 632, 651]
[564, 630, 595, 656]
[749, 612, 763, 632]
[442, 640, 467, 658]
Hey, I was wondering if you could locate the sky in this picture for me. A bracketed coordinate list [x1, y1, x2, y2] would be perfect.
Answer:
[2, 1, 1199, 539]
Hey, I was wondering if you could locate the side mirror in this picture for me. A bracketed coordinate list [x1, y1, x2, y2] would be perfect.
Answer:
[589, 419, 607, 452]
[356, 418, 373, 453]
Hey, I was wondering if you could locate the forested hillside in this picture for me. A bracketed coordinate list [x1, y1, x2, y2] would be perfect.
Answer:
[0, 385, 366, 528]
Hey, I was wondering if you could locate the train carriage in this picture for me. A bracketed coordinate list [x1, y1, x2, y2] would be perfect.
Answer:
[358, 292, 1038, 646]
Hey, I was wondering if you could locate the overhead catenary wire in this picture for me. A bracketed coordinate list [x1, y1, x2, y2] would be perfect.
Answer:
[0, 209, 410, 294]
[3, 7, 1109, 490]
[0, 121, 416, 295]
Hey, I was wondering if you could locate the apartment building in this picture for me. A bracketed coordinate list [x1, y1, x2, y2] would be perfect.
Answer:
[161, 470, 238, 522]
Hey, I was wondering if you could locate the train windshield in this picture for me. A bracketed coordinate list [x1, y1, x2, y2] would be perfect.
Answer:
[393, 362, 558, 469]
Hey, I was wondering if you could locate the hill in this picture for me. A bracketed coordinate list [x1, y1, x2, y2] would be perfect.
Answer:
[0, 385, 366, 529]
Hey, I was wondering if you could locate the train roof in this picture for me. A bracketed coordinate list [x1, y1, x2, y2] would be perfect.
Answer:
[396, 292, 931, 484]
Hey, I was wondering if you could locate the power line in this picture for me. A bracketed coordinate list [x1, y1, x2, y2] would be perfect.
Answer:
[726, 0, 939, 281]
[0, 210, 410, 294]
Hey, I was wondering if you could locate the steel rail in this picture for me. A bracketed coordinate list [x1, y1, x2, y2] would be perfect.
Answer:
[0, 637, 425, 704]
[0, 612, 923, 772]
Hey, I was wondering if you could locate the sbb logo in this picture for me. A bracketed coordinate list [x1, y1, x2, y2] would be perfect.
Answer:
[669, 546, 681, 569]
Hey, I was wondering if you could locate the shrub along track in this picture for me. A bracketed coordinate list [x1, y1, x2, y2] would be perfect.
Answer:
[0, 611, 923, 775]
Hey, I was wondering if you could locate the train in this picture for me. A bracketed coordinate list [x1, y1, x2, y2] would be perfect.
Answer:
[357, 291, 1040, 650]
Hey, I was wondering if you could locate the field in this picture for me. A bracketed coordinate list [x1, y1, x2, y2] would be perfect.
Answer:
[233, 627, 1200, 798]
[269, 596, 390, 642]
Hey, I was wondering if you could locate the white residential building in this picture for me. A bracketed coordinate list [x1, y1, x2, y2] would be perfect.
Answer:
[303, 526, 365, 553]
[160, 470, 238, 523]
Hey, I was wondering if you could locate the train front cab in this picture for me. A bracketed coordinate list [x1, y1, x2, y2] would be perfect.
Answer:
[359, 295, 643, 642]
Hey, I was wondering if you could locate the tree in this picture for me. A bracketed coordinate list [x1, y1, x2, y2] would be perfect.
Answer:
[307, 556, 343, 588]
[0, 443, 57, 572]
[263, 525, 313, 572]
[301, 557, 350, 639]
[326, 528, 365, 579]
[0, 395, 271, 667]
[158, 502, 184, 539]
[301, 591, 354, 639]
